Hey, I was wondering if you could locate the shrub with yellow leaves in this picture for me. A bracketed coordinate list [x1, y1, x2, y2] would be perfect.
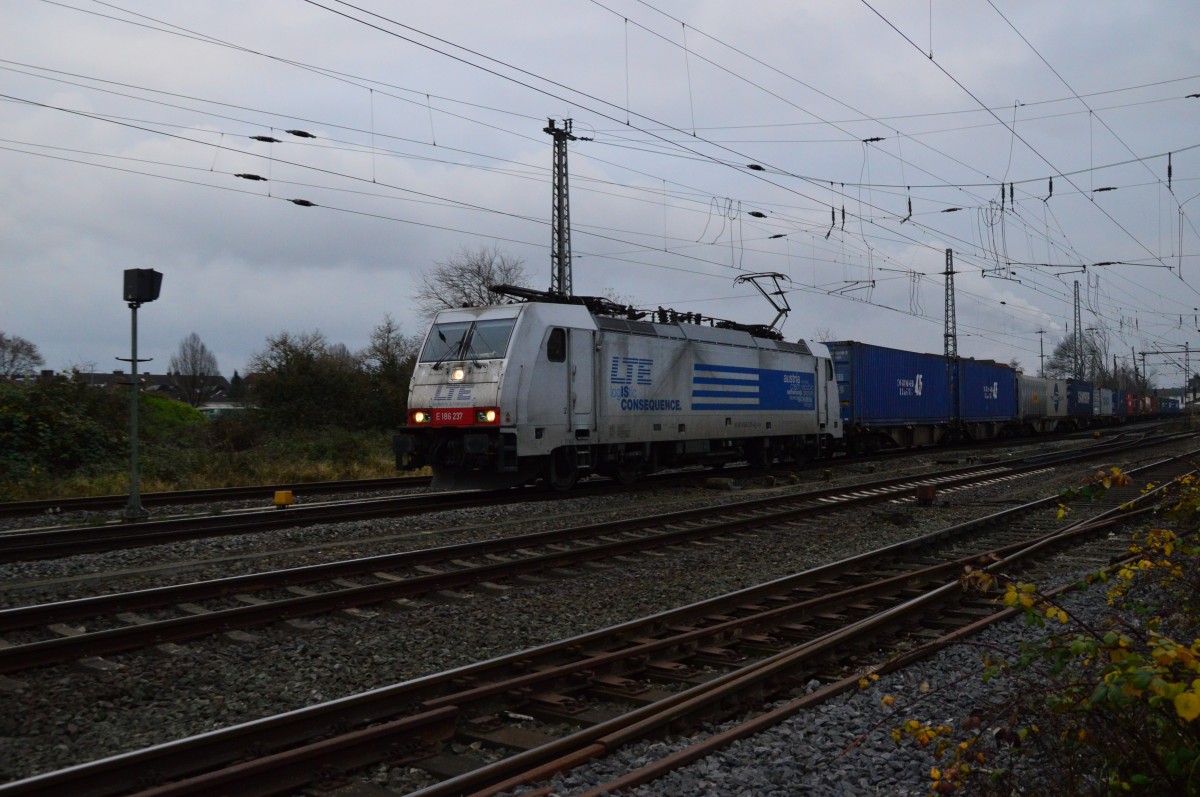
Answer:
[890, 465, 1199, 795]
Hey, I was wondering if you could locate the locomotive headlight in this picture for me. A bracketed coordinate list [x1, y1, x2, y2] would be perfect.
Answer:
[476, 409, 498, 423]
[411, 411, 430, 424]
[450, 367, 466, 382]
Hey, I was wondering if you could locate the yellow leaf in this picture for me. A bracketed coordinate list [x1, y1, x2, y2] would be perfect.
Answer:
[1174, 691, 1200, 722]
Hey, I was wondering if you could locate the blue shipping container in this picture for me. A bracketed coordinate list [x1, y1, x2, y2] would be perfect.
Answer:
[1067, 380, 1094, 418]
[828, 341, 952, 424]
[957, 360, 1018, 421]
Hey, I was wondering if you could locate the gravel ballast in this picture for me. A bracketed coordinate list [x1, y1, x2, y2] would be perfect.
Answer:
[516, 580, 1118, 797]
[0, 439, 1190, 789]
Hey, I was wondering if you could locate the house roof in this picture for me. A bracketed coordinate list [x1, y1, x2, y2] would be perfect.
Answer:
[39, 370, 233, 401]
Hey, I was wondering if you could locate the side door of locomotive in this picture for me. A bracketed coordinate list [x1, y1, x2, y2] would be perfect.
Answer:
[820, 358, 836, 430]
[568, 328, 596, 434]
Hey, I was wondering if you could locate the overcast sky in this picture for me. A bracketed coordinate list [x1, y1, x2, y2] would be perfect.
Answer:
[3, 1, 1200, 386]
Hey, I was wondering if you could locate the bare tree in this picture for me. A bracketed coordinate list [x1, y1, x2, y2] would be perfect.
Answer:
[169, 332, 221, 406]
[812, 326, 837, 343]
[360, 314, 421, 375]
[414, 245, 529, 320]
[360, 314, 422, 426]
[0, 332, 44, 379]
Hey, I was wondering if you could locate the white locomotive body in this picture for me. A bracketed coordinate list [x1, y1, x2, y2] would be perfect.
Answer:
[394, 298, 841, 489]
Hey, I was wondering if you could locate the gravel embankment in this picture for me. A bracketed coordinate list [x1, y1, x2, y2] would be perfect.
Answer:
[0, 440, 1184, 788]
[522, 581, 1117, 797]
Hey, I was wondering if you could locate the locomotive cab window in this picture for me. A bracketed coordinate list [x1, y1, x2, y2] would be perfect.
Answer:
[547, 328, 566, 362]
[419, 318, 518, 363]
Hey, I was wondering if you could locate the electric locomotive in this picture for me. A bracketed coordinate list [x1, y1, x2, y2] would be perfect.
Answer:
[394, 288, 842, 490]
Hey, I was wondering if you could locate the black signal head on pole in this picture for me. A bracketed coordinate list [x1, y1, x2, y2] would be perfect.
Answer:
[123, 269, 162, 305]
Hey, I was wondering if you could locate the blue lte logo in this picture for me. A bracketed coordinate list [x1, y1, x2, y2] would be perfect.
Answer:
[610, 357, 653, 386]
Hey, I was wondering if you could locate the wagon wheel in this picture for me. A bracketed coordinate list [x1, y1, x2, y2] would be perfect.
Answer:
[548, 447, 580, 491]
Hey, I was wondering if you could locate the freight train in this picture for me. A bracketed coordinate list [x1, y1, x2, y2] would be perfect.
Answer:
[827, 341, 1166, 453]
[393, 289, 1174, 489]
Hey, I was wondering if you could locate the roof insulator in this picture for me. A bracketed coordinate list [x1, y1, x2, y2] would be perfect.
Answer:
[290, 199, 317, 207]
[748, 211, 767, 218]
[235, 173, 267, 181]
[746, 164, 765, 171]
[251, 135, 282, 143]
[286, 130, 316, 138]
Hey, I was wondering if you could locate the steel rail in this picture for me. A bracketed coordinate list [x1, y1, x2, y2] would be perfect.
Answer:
[2, 429, 1183, 564]
[0, 476, 433, 519]
[0, 438, 1191, 673]
[1, 419, 1150, 520]
[567, 535, 1154, 797]
[135, 489, 1168, 797]
[0, 462, 1027, 672]
[0, 452, 1189, 797]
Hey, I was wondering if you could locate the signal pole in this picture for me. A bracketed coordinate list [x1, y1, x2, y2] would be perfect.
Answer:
[119, 269, 162, 522]
[545, 118, 578, 296]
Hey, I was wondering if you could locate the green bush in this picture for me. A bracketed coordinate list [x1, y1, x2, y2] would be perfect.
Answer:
[0, 376, 125, 480]
[0, 373, 399, 500]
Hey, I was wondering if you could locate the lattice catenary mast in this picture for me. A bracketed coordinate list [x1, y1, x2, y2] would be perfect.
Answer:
[1073, 280, 1083, 380]
[944, 249, 959, 418]
[545, 118, 578, 296]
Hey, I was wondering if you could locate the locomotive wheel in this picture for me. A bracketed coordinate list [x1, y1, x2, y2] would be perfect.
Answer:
[610, 463, 641, 485]
[548, 447, 580, 491]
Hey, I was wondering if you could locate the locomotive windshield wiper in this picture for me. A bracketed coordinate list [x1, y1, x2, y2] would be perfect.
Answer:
[431, 328, 467, 371]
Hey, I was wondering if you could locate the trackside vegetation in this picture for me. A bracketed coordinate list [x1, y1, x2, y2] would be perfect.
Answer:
[0, 376, 398, 501]
[0, 319, 423, 501]
[877, 467, 1200, 795]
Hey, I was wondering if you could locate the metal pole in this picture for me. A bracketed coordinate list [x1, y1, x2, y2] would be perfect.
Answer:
[944, 249, 959, 429]
[123, 301, 148, 521]
[545, 118, 578, 296]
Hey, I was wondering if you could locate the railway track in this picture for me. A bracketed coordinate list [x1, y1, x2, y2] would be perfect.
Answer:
[0, 450, 1187, 797]
[0, 475, 432, 519]
[0, 460, 1033, 673]
[0, 433, 1191, 674]
[0, 429, 1182, 565]
[0, 420, 1164, 523]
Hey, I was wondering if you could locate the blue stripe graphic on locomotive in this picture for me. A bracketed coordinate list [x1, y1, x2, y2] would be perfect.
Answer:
[691, 364, 816, 411]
